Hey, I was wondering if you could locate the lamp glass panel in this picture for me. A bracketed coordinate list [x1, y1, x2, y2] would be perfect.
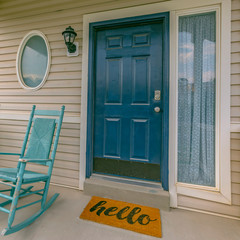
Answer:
[70, 34, 75, 43]
[65, 34, 70, 43]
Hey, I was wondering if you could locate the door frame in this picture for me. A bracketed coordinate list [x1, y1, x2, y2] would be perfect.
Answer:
[84, 12, 169, 190]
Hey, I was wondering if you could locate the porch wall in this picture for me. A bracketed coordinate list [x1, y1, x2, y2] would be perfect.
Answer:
[0, 0, 239, 217]
[0, 0, 168, 186]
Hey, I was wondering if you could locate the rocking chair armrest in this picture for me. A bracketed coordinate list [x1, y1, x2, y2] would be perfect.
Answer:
[19, 158, 52, 163]
[0, 152, 21, 156]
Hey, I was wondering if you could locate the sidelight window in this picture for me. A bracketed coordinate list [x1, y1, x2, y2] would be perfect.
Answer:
[177, 12, 216, 187]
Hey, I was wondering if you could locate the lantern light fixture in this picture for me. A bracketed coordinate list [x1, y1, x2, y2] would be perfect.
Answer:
[62, 26, 78, 56]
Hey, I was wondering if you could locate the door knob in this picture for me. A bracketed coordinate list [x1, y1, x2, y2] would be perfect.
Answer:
[154, 107, 161, 113]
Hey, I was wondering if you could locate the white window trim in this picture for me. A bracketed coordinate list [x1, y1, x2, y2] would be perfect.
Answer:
[80, 0, 231, 207]
[170, 3, 231, 205]
[16, 30, 51, 91]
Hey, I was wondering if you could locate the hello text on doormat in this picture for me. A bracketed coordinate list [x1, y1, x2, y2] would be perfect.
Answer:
[80, 196, 162, 238]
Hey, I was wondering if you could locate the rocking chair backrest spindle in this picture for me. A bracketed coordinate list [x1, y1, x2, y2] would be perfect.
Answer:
[25, 118, 56, 165]
[17, 105, 65, 171]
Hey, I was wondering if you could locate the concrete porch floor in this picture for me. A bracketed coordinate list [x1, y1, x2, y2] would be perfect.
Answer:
[0, 184, 240, 240]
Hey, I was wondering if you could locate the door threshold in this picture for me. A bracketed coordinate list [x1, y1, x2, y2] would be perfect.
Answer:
[84, 174, 170, 211]
[92, 173, 163, 189]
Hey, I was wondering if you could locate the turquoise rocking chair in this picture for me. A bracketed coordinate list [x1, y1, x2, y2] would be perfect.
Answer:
[0, 105, 65, 235]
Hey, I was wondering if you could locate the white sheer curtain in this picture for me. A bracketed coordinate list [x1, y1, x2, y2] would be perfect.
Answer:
[178, 12, 216, 187]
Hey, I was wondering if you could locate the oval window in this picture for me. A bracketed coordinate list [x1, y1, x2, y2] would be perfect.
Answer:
[16, 31, 51, 90]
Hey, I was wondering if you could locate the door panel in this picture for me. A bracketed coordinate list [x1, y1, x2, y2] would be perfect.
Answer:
[93, 22, 164, 181]
[130, 119, 149, 160]
[132, 57, 150, 104]
[104, 118, 121, 157]
[105, 59, 122, 104]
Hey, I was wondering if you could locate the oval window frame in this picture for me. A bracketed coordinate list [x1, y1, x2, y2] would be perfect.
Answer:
[16, 30, 51, 90]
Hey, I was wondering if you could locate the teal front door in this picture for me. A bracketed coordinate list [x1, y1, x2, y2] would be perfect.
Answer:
[88, 13, 169, 189]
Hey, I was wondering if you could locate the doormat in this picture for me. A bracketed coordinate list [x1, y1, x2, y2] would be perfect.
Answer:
[80, 196, 162, 238]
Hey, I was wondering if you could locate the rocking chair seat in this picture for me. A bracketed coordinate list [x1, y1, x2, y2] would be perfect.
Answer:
[0, 168, 49, 183]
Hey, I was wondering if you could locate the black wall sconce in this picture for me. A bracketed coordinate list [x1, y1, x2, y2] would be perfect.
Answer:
[62, 26, 78, 56]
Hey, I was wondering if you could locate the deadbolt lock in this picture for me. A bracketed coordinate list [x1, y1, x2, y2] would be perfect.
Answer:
[154, 90, 161, 101]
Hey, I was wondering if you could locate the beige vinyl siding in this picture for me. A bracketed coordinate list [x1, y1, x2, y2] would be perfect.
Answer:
[0, 0, 239, 217]
[231, 0, 240, 123]
[177, 0, 240, 218]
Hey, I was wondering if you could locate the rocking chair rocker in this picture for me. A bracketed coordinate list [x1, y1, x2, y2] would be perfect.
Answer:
[0, 105, 65, 235]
